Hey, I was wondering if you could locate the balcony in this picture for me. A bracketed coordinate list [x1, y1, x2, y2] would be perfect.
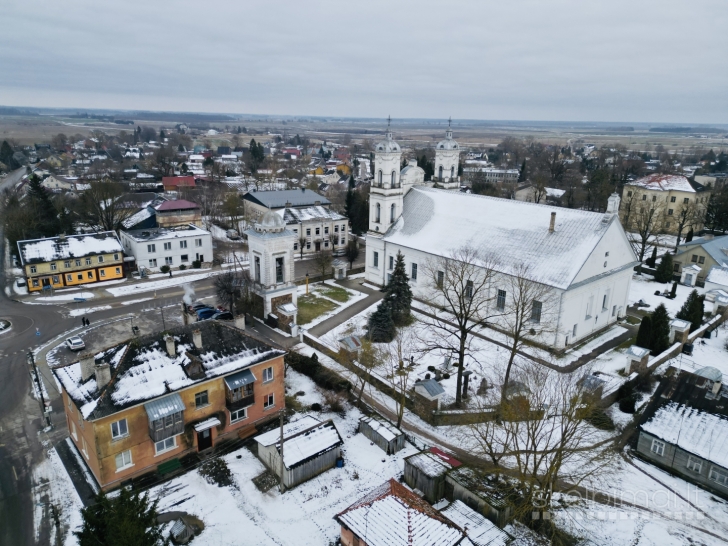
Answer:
[226, 393, 254, 412]
[148, 417, 184, 442]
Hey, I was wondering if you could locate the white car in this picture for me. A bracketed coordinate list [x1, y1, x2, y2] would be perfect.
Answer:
[66, 336, 85, 351]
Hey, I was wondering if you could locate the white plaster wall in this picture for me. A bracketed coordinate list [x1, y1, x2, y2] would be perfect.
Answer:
[434, 149, 459, 181]
[572, 220, 636, 284]
[119, 230, 213, 271]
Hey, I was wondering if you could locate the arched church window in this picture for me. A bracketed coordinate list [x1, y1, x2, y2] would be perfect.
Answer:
[375, 203, 381, 223]
[378, 171, 383, 187]
[450, 166, 455, 179]
[391, 171, 396, 187]
[439, 165, 443, 180]
[390, 204, 396, 223]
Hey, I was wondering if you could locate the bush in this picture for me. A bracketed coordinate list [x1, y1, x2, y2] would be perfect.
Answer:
[585, 407, 616, 431]
[199, 458, 234, 487]
[654, 253, 674, 283]
[619, 394, 637, 414]
[323, 391, 346, 415]
[159, 265, 170, 274]
[192, 260, 202, 269]
[179, 264, 187, 271]
[310, 402, 323, 412]
[285, 353, 352, 393]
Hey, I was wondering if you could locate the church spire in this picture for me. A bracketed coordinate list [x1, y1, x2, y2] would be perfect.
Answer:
[386, 115, 393, 140]
[446, 117, 453, 140]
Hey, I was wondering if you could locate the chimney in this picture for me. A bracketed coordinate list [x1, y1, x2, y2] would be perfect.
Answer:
[606, 192, 621, 214]
[713, 380, 722, 395]
[192, 329, 202, 349]
[80, 353, 95, 382]
[164, 334, 176, 357]
[549, 212, 556, 233]
[95, 362, 111, 390]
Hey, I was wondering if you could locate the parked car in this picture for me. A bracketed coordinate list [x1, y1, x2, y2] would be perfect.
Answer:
[212, 311, 234, 321]
[226, 229, 240, 240]
[16, 278, 26, 287]
[188, 302, 211, 313]
[65, 336, 86, 351]
[196, 308, 217, 321]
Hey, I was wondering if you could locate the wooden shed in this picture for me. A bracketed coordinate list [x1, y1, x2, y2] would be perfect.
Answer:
[255, 416, 343, 489]
[358, 416, 406, 455]
[444, 466, 515, 528]
[403, 447, 462, 503]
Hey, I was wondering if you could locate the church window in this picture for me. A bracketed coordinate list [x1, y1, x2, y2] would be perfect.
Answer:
[465, 280, 473, 299]
[450, 166, 454, 179]
[378, 171, 383, 186]
[437, 271, 444, 288]
[531, 300, 542, 323]
[497, 290, 506, 311]
[390, 204, 396, 224]
[275, 257, 284, 283]
[389, 256, 394, 270]
[411, 263, 417, 280]
[391, 171, 397, 187]
[254, 256, 261, 283]
[373, 252, 379, 268]
[375, 203, 381, 223]
[439, 166, 443, 180]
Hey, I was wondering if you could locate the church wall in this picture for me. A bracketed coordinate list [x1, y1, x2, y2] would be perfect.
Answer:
[571, 220, 636, 285]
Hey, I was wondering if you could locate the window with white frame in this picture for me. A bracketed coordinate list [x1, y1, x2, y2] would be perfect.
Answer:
[181, 254, 188, 262]
[114, 253, 119, 260]
[164, 242, 172, 250]
[389, 255, 394, 270]
[165, 256, 173, 265]
[70, 421, 77, 440]
[373, 251, 379, 268]
[111, 418, 128, 439]
[411, 263, 418, 280]
[64, 260, 71, 268]
[195, 238, 202, 247]
[650, 438, 665, 456]
[147, 244, 156, 253]
[263, 366, 274, 383]
[85, 258, 92, 265]
[230, 407, 247, 422]
[155, 436, 176, 455]
[82, 437, 89, 458]
[180, 240, 187, 249]
[149, 259, 157, 268]
[710, 466, 728, 486]
[531, 300, 542, 323]
[263, 393, 275, 409]
[437, 271, 444, 287]
[51, 262, 57, 270]
[75, 259, 81, 266]
[686, 456, 702, 473]
[496, 290, 506, 311]
[115, 449, 133, 471]
[98, 255, 104, 263]
[30, 265, 37, 273]
[465, 280, 474, 299]
[195, 390, 209, 408]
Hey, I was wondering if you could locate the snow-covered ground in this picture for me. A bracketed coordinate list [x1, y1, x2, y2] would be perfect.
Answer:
[105, 271, 222, 297]
[68, 305, 112, 317]
[297, 281, 368, 329]
[33, 291, 95, 302]
[628, 273, 706, 316]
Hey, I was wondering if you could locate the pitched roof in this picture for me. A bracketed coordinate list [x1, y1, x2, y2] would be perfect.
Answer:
[255, 416, 343, 468]
[706, 266, 728, 287]
[18, 232, 123, 265]
[415, 378, 446, 398]
[335, 479, 465, 546]
[677, 235, 728, 266]
[440, 501, 511, 546]
[155, 199, 199, 211]
[382, 187, 630, 290]
[243, 189, 330, 209]
[627, 173, 695, 193]
[282, 205, 346, 224]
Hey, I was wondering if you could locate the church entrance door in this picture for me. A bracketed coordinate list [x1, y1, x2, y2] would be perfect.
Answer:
[315, 242, 321, 252]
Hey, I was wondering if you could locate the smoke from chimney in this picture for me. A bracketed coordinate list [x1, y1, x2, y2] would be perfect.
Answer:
[182, 284, 195, 305]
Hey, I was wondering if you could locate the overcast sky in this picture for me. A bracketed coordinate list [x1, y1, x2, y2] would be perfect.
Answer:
[2, 0, 726, 123]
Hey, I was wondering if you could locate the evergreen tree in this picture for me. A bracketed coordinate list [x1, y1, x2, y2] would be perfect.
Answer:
[159, 129, 166, 140]
[645, 246, 657, 268]
[676, 289, 705, 332]
[348, 174, 355, 189]
[384, 251, 413, 326]
[654, 253, 674, 283]
[635, 315, 652, 349]
[26, 175, 60, 236]
[76, 489, 168, 546]
[670, 280, 677, 298]
[367, 300, 396, 342]
[649, 304, 671, 356]
[518, 159, 527, 182]
[0, 140, 19, 169]
[685, 228, 694, 243]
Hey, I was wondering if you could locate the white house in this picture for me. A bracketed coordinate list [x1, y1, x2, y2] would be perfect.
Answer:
[281, 206, 348, 256]
[119, 224, 213, 272]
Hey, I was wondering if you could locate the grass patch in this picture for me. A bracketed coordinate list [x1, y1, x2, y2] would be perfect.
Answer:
[317, 285, 350, 303]
[616, 335, 636, 350]
[624, 315, 641, 325]
[297, 293, 338, 325]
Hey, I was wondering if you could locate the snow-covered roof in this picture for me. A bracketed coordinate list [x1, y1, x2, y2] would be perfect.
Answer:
[641, 402, 728, 468]
[707, 266, 728, 287]
[336, 480, 464, 546]
[359, 416, 402, 442]
[53, 322, 284, 420]
[122, 224, 210, 242]
[243, 189, 330, 209]
[677, 234, 728, 266]
[626, 346, 650, 359]
[121, 207, 154, 229]
[406, 451, 453, 478]
[627, 173, 695, 193]
[382, 186, 631, 290]
[283, 205, 346, 224]
[255, 416, 321, 447]
[255, 416, 343, 468]
[415, 378, 446, 399]
[156, 199, 199, 212]
[440, 500, 511, 546]
[18, 232, 123, 265]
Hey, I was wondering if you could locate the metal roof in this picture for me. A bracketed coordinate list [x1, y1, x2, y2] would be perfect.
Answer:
[224, 368, 256, 390]
[415, 378, 445, 398]
[143, 393, 185, 422]
[243, 189, 330, 209]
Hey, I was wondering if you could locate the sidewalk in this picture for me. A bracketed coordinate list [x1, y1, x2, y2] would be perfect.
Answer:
[307, 278, 383, 338]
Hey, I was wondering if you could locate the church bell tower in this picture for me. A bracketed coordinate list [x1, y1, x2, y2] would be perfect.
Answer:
[368, 117, 404, 235]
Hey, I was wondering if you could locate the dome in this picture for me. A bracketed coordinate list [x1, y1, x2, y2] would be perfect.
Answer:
[376, 131, 401, 153]
[436, 129, 459, 151]
[256, 210, 286, 232]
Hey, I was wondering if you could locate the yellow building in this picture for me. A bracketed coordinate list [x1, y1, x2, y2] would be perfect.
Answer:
[18, 232, 125, 292]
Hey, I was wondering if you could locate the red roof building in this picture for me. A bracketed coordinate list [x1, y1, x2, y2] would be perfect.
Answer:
[162, 176, 196, 191]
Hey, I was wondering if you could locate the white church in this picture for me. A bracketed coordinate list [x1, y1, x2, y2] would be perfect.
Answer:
[365, 124, 638, 350]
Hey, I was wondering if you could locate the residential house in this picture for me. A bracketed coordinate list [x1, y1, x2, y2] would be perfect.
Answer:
[18, 232, 124, 292]
[119, 224, 213, 272]
[242, 188, 331, 222]
[444, 467, 515, 528]
[514, 184, 565, 204]
[254, 416, 343, 489]
[673, 234, 728, 283]
[163, 176, 196, 192]
[282, 205, 348, 256]
[53, 321, 286, 490]
[636, 367, 728, 498]
[40, 175, 76, 192]
[155, 199, 202, 228]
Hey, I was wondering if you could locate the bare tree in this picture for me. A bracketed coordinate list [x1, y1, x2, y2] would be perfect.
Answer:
[382, 329, 417, 428]
[78, 179, 135, 232]
[312, 248, 333, 280]
[353, 337, 382, 407]
[298, 233, 307, 259]
[498, 263, 558, 402]
[624, 189, 665, 264]
[150, 145, 177, 177]
[420, 246, 499, 407]
[672, 199, 699, 251]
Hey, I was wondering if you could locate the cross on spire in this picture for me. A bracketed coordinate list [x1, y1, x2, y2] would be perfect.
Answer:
[387, 115, 391, 128]
[448, 116, 452, 128]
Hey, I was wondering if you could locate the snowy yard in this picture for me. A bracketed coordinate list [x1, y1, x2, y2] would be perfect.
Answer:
[628, 273, 708, 317]
[297, 281, 367, 329]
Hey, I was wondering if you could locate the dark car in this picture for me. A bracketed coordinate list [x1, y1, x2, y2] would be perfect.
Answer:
[188, 302, 210, 313]
[196, 308, 217, 321]
[212, 311, 234, 321]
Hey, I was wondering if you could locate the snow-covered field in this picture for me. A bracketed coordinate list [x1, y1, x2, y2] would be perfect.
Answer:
[105, 271, 221, 297]
[628, 273, 707, 317]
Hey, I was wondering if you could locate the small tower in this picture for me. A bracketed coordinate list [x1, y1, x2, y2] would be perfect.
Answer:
[245, 211, 298, 334]
[369, 117, 404, 234]
[606, 192, 621, 214]
[433, 118, 460, 190]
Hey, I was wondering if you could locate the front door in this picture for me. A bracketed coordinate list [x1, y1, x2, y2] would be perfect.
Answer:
[42, 278, 50, 287]
[197, 428, 213, 451]
[315, 242, 321, 252]
[685, 274, 693, 286]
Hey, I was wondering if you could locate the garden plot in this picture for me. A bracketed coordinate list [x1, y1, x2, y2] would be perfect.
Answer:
[296, 281, 366, 328]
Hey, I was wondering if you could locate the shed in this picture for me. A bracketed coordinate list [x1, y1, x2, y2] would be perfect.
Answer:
[444, 466, 515, 528]
[404, 447, 462, 503]
[332, 259, 348, 280]
[254, 416, 343, 489]
[338, 335, 362, 355]
[681, 264, 701, 287]
[440, 500, 513, 545]
[358, 416, 405, 455]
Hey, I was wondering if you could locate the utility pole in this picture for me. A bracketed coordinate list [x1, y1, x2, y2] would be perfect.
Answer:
[160, 306, 166, 331]
[27, 351, 52, 429]
[278, 409, 286, 494]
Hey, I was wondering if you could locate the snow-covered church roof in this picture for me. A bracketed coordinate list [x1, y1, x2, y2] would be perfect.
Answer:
[382, 187, 633, 290]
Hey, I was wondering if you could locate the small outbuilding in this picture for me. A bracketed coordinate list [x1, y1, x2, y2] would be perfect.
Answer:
[625, 345, 650, 374]
[681, 264, 701, 287]
[444, 466, 515, 528]
[254, 416, 343, 489]
[440, 499, 513, 545]
[404, 447, 462, 503]
[338, 335, 362, 355]
[358, 415, 405, 455]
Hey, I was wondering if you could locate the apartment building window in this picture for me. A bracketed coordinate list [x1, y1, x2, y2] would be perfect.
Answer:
[114, 253, 119, 260]
[115, 450, 133, 471]
[51, 262, 57, 270]
[100, 270, 106, 277]
[30, 266, 36, 273]
[164, 242, 172, 250]
[263, 393, 275, 409]
[276, 257, 284, 283]
[306, 228, 311, 236]
[115, 267, 121, 274]
[181, 255, 189, 263]
[650, 439, 665, 456]
[87, 271, 93, 279]
[149, 259, 158, 268]
[411, 263, 418, 280]
[315, 227, 320, 236]
[86, 258, 92, 265]
[294, 242, 298, 251]
[67, 274, 73, 282]
[165, 256, 173, 265]
[497, 290, 506, 311]
[75, 259, 81, 266]
[70, 421, 77, 441]
[180, 240, 187, 249]
[324, 226, 329, 234]
[531, 300, 542, 323]
[341, 224, 346, 232]
[670, 196, 676, 203]
[98, 256, 104, 263]
[373, 251, 379, 268]
[627, 191, 633, 197]
[324, 241, 329, 248]
[81, 437, 89, 459]
[263, 366, 274, 383]
[665, 222, 671, 229]
[652, 195, 657, 202]
[334, 225, 339, 232]
[64, 260, 71, 268]
[686, 456, 702, 473]
[709, 467, 728, 487]
[195, 391, 209, 408]
[389, 256, 394, 270]
[147, 244, 156, 253]
[231, 407, 248, 422]
[155, 437, 176, 455]
[306, 242, 311, 250]
[111, 418, 128, 440]
[668, 209, 673, 216]
[683, 198, 689, 204]
[195, 238, 202, 247]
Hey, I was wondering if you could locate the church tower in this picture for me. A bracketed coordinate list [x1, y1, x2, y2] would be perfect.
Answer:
[368, 118, 404, 234]
[433, 119, 461, 190]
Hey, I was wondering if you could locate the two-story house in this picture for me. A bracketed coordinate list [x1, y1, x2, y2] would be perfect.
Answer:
[53, 321, 286, 490]
[17, 232, 124, 292]
[119, 224, 213, 272]
[283, 206, 348, 256]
